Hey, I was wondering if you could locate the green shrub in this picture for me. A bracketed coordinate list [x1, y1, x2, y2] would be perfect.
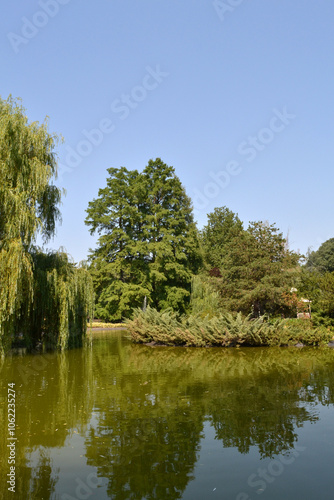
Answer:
[127, 307, 333, 347]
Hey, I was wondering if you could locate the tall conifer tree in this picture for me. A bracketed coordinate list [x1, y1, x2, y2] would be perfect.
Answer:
[86, 158, 201, 320]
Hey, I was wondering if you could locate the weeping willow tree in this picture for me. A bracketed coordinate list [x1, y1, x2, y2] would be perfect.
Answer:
[17, 249, 95, 351]
[0, 96, 94, 355]
[190, 274, 221, 318]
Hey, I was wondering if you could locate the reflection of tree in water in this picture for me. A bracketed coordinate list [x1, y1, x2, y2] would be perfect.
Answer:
[0, 347, 93, 498]
[83, 339, 334, 498]
[27, 448, 59, 499]
[85, 338, 205, 500]
[86, 409, 203, 500]
[302, 364, 334, 407]
[205, 348, 334, 458]
[1, 333, 334, 499]
[208, 374, 318, 458]
[0, 446, 59, 500]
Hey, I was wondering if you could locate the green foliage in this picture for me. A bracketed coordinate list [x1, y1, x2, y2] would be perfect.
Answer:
[1, 248, 95, 354]
[0, 96, 62, 245]
[126, 307, 332, 347]
[86, 158, 202, 320]
[190, 274, 221, 318]
[0, 96, 93, 355]
[298, 267, 322, 301]
[316, 272, 334, 317]
[200, 206, 243, 270]
[203, 216, 301, 316]
[0, 96, 62, 354]
[310, 313, 334, 329]
[299, 267, 334, 321]
[19, 249, 95, 350]
[0, 238, 34, 353]
[306, 238, 334, 273]
[94, 281, 150, 322]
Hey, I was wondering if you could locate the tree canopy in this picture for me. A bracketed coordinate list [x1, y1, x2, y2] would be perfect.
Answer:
[0, 96, 93, 354]
[2, 95, 333, 353]
[0, 96, 62, 246]
[306, 238, 334, 273]
[85, 158, 202, 321]
[201, 210, 301, 316]
[200, 206, 243, 271]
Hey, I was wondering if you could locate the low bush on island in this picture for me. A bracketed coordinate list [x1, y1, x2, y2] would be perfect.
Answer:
[126, 307, 333, 348]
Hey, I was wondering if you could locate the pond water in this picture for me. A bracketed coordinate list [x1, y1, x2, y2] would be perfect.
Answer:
[1, 331, 334, 499]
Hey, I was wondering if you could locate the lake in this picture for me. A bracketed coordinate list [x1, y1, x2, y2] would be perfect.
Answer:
[1, 330, 334, 499]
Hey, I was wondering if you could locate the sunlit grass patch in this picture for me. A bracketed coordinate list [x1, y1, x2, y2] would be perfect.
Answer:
[87, 321, 125, 329]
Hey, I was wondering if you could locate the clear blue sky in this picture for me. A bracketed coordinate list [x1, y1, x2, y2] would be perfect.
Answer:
[2, 1, 334, 262]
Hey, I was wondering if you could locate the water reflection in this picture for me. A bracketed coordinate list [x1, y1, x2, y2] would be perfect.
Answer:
[1, 332, 334, 499]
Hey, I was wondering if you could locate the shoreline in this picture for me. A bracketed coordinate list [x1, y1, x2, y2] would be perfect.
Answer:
[88, 327, 128, 332]
[140, 340, 334, 348]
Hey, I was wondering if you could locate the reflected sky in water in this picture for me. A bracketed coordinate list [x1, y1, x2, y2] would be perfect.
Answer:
[1, 331, 334, 499]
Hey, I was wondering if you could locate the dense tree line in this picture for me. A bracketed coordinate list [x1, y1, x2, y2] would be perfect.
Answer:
[87, 163, 334, 326]
[0, 96, 94, 355]
[85, 174, 296, 321]
[2, 94, 333, 354]
[200, 207, 301, 317]
[199, 209, 334, 324]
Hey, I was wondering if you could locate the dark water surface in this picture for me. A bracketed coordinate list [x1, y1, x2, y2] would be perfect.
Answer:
[1, 331, 334, 499]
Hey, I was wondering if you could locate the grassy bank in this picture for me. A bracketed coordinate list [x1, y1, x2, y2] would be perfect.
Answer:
[87, 321, 125, 329]
[126, 307, 333, 347]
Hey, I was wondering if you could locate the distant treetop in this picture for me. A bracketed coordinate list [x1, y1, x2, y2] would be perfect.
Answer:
[306, 238, 334, 273]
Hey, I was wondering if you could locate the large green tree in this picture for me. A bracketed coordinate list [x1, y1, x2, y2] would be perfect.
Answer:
[0, 96, 62, 352]
[86, 166, 149, 320]
[202, 214, 301, 316]
[0, 96, 93, 354]
[85, 158, 201, 320]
